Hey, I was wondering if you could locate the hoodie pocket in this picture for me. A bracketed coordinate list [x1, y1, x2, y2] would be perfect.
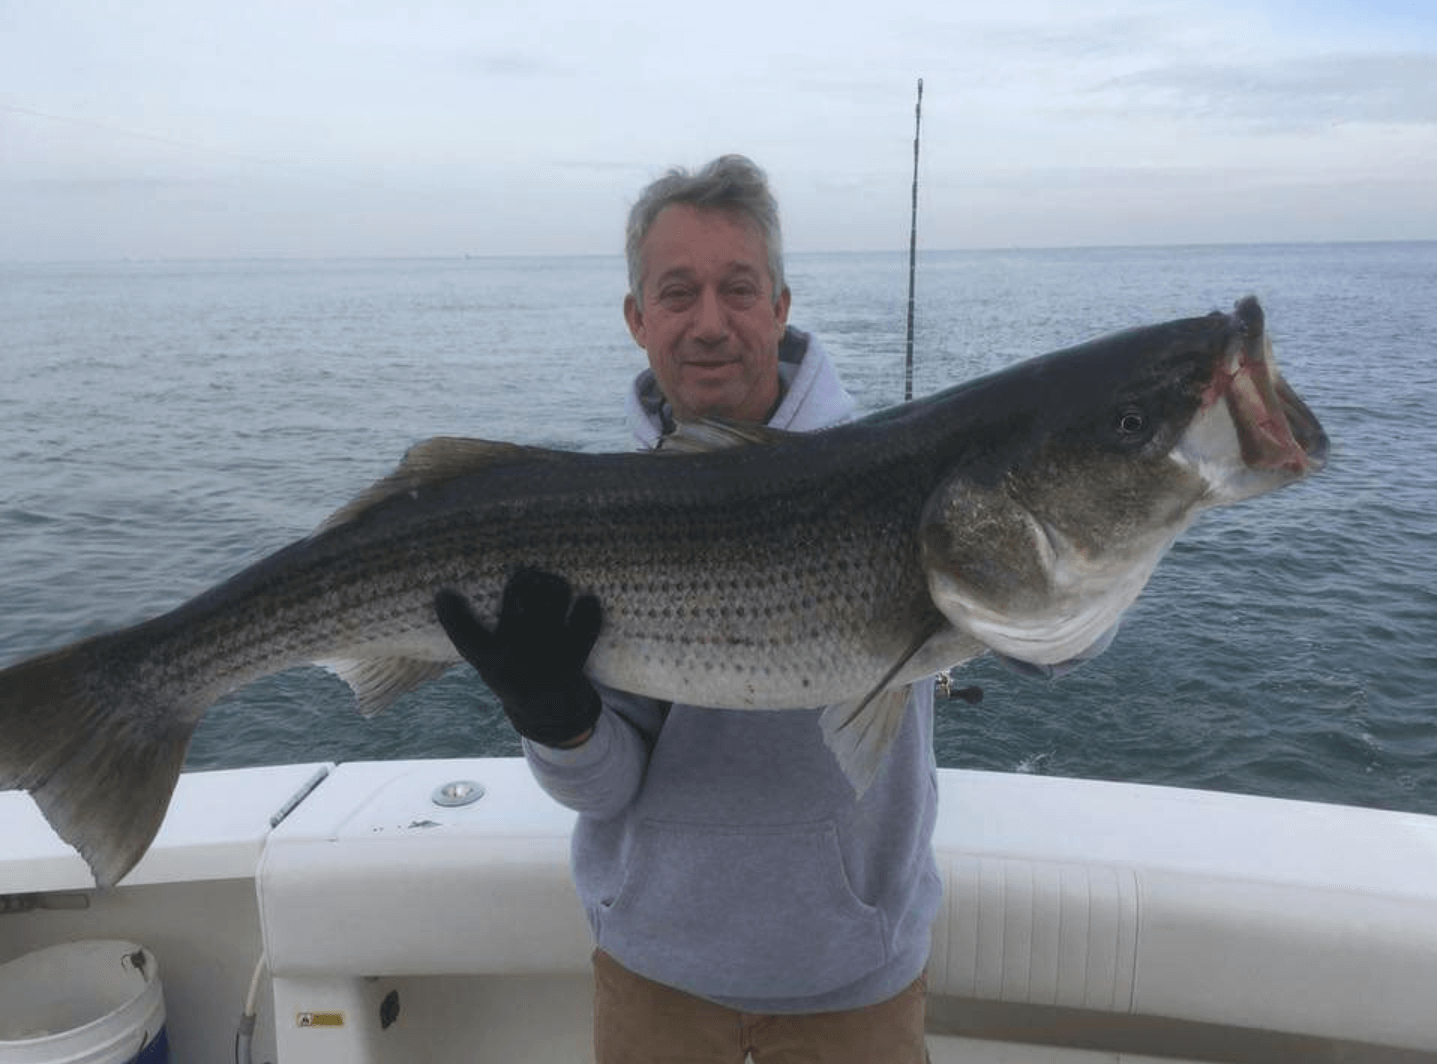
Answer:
[597, 819, 890, 1000]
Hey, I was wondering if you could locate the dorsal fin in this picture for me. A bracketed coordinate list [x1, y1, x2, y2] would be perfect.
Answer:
[314, 435, 562, 534]
[657, 418, 800, 454]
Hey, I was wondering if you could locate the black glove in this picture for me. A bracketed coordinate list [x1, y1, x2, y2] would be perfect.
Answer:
[435, 567, 603, 748]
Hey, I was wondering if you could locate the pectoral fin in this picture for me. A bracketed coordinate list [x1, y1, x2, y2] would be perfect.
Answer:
[819, 616, 944, 794]
[820, 687, 913, 797]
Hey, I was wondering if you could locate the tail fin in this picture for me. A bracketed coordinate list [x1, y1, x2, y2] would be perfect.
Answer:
[0, 636, 200, 888]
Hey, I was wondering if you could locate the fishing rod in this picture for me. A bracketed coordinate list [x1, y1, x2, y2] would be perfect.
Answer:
[902, 80, 981, 707]
[903, 77, 923, 403]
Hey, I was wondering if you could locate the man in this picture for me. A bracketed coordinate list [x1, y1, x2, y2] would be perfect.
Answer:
[437, 155, 939, 1063]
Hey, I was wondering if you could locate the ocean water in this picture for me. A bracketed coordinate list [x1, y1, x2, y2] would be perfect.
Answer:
[2, 244, 1434, 815]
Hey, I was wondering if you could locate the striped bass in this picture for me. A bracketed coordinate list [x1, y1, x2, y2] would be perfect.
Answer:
[0, 297, 1327, 887]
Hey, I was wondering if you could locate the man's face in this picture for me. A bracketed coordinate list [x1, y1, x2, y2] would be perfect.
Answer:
[624, 204, 791, 425]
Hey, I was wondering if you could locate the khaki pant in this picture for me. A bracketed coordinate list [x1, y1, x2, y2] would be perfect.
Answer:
[592, 950, 929, 1063]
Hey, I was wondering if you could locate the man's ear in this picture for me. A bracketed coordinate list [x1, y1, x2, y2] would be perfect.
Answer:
[623, 293, 646, 348]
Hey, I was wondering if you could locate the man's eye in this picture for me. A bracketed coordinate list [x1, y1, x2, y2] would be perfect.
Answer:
[725, 284, 758, 304]
[659, 287, 695, 307]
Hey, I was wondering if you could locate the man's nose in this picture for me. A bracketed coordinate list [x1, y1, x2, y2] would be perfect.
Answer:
[692, 287, 728, 342]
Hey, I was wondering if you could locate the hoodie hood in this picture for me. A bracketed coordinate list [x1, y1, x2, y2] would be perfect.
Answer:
[625, 327, 858, 450]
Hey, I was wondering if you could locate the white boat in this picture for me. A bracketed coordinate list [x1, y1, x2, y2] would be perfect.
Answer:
[3, 757, 1436, 1063]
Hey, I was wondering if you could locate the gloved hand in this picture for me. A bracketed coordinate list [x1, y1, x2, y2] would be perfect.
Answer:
[435, 567, 603, 748]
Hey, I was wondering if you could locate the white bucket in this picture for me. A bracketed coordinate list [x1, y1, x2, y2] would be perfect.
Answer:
[0, 941, 167, 1064]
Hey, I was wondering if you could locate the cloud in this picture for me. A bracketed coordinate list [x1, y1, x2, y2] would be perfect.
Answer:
[3, 0, 1436, 257]
[456, 50, 567, 79]
[1089, 51, 1437, 129]
[548, 159, 654, 176]
[11, 176, 226, 194]
[964, 10, 1182, 65]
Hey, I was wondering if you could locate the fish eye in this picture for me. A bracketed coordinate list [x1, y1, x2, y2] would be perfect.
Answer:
[1116, 408, 1148, 437]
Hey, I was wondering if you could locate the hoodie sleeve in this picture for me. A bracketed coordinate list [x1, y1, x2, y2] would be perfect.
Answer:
[521, 684, 666, 819]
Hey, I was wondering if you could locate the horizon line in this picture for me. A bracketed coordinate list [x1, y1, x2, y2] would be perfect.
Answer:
[3, 236, 1434, 268]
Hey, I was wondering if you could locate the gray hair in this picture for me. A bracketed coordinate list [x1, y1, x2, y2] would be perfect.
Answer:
[625, 154, 785, 307]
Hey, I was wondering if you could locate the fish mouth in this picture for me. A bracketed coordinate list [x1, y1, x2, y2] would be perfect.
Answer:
[1275, 378, 1329, 470]
[1209, 297, 1329, 476]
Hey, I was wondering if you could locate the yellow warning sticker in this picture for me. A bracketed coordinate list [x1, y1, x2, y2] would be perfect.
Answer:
[296, 1011, 345, 1028]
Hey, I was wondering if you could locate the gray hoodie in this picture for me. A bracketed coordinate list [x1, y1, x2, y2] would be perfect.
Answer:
[524, 328, 941, 1013]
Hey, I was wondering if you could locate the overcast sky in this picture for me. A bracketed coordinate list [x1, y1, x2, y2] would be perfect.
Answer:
[3, 0, 1434, 260]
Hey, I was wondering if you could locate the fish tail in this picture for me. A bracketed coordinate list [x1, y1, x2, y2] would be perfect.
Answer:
[0, 634, 201, 888]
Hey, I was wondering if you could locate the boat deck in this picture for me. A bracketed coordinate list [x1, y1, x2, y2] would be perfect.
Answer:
[4, 759, 1436, 1062]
